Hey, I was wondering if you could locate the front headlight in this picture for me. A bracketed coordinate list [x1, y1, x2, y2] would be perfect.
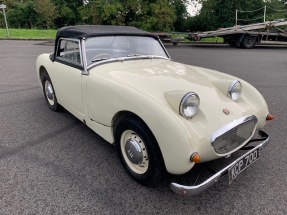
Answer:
[179, 92, 200, 119]
[228, 80, 242, 101]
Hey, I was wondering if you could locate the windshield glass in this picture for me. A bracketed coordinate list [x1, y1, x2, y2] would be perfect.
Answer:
[85, 36, 168, 65]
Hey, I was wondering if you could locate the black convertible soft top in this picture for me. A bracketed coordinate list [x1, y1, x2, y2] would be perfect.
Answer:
[56, 25, 156, 39]
[52, 25, 158, 61]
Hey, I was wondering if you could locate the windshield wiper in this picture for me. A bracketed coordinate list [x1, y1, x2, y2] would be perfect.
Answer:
[92, 58, 109, 62]
[127, 54, 154, 59]
[127, 54, 142, 57]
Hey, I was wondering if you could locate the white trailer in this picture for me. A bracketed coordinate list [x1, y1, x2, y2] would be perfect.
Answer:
[190, 20, 287, 48]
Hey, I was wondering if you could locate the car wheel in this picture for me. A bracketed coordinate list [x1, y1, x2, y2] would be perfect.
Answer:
[173, 41, 178, 46]
[240, 35, 256, 49]
[115, 117, 164, 185]
[42, 72, 59, 111]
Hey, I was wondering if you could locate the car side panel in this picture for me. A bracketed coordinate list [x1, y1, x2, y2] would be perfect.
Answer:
[53, 62, 85, 118]
[36, 54, 85, 121]
[86, 72, 196, 175]
[36, 54, 54, 89]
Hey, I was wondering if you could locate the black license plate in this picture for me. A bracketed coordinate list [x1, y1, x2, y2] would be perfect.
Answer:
[228, 148, 260, 184]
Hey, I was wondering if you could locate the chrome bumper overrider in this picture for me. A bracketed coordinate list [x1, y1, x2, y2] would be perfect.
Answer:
[170, 130, 269, 196]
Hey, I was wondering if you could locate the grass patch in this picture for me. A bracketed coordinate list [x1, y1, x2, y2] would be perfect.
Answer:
[0, 29, 56, 39]
[0, 28, 224, 43]
[201, 37, 224, 43]
[170, 33, 224, 43]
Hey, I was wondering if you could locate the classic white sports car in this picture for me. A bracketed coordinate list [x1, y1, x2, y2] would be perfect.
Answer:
[36, 25, 273, 195]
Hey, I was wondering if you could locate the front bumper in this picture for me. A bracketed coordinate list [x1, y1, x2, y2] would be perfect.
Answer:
[170, 130, 269, 196]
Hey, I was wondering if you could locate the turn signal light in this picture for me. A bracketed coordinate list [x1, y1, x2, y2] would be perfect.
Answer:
[266, 114, 274, 121]
[191, 153, 201, 163]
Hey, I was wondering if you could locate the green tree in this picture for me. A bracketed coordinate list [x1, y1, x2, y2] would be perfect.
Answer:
[81, 0, 125, 25]
[264, 0, 287, 21]
[121, 0, 148, 28]
[51, 0, 84, 27]
[5, 0, 38, 28]
[35, 0, 58, 29]
[1, 0, 185, 30]
[186, 0, 287, 32]
[81, 0, 176, 31]
[1, 0, 57, 29]
[170, 0, 189, 31]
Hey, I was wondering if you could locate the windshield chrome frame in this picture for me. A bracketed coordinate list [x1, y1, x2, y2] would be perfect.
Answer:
[84, 35, 171, 71]
[81, 38, 89, 75]
[158, 37, 171, 60]
[87, 55, 170, 71]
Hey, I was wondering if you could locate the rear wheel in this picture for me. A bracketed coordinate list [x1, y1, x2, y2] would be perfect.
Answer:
[240, 35, 256, 49]
[115, 117, 164, 185]
[41, 72, 59, 111]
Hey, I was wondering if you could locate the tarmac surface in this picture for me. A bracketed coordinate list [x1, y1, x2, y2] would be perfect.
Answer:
[0, 40, 286, 214]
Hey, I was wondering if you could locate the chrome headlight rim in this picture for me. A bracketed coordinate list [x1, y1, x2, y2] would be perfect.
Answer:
[179, 92, 200, 119]
[228, 80, 242, 101]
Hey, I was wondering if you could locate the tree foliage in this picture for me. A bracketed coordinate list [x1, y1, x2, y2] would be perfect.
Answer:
[0, 0, 180, 31]
[35, 0, 58, 29]
[0, 0, 286, 32]
[185, 0, 287, 31]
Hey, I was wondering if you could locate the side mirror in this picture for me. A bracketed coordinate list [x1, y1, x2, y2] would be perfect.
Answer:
[49, 53, 54, 62]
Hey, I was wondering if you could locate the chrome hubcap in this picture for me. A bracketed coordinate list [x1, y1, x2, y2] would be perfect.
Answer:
[121, 130, 149, 174]
[45, 80, 55, 106]
[47, 84, 53, 100]
[125, 138, 143, 165]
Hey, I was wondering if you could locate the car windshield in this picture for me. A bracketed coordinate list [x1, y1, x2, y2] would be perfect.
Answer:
[85, 36, 168, 65]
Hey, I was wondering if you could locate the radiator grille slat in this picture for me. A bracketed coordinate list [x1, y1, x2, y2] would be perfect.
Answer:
[211, 116, 257, 154]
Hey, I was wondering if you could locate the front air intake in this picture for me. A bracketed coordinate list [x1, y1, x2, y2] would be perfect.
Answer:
[211, 115, 258, 154]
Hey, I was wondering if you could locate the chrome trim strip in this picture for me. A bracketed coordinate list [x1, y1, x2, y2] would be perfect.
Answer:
[158, 38, 171, 60]
[228, 80, 241, 96]
[211, 115, 258, 144]
[170, 130, 269, 196]
[81, 38, 89, 75]
[179, 92, 200, 119]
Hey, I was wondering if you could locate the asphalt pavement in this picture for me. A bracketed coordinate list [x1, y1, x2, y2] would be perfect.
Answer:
[0, 40, 286, 214]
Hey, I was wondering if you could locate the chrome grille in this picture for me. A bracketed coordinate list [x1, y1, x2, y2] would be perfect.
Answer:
[211, 115, 258, 154]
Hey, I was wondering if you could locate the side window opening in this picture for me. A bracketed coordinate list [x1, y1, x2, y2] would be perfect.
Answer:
[56, 39, 82, 66]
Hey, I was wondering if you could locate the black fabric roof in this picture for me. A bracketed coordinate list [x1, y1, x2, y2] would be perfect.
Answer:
[52, 25, 158, 61]
[56, 25, 156, 40]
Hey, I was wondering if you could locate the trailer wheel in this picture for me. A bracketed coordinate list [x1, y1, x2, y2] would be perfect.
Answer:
[240, 35, 256, 49]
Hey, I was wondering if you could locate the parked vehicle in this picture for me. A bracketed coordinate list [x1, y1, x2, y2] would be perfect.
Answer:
[36, 25, 273, 195]
[190, 20, 287, 48]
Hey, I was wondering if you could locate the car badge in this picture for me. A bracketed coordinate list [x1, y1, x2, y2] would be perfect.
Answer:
[223, 109, 230, 115]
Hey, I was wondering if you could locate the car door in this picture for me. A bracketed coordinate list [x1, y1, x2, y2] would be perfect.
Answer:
[54, 38, 85, 119]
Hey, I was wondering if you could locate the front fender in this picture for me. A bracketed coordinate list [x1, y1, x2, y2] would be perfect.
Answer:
[86, 72, 196, 174]
[36, 53, 55, 88]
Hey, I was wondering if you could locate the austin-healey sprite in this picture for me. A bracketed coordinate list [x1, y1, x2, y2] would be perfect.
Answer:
[36, 25, 273, 195]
